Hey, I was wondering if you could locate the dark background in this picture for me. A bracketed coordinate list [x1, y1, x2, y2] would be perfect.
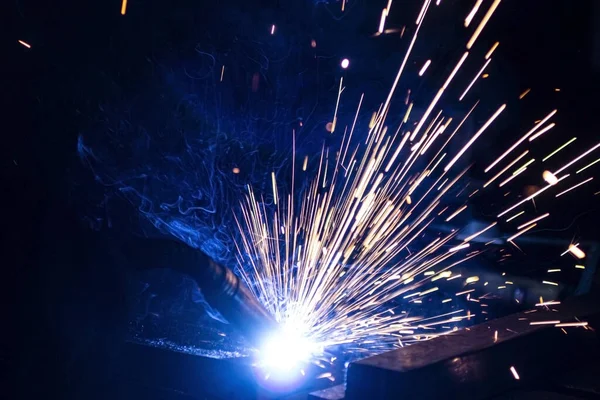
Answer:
[3, 0, 600, 398]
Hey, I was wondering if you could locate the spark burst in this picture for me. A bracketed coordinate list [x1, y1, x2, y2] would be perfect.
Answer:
[229, 0, 597, 364]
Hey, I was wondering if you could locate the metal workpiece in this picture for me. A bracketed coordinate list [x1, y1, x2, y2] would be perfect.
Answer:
[344, 295, 600, 400]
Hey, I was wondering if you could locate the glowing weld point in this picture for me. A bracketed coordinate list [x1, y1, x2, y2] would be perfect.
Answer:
[510, 366, 520, 380]
[121, 0, 128, 15]
[259, 329, 320, 373]
[341, 58, 350, 69]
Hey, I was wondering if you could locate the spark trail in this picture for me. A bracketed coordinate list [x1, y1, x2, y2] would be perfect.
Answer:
[228, 0, 596, 364]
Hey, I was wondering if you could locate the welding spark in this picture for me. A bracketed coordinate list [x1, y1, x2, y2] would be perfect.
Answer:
[568, 244, 586, 260]
[464, 0, 483, 28]
[576, 157, 600, 174]
[505, 211, 524, 222]
[517, 213, 549, 230]
[419, 60, 432, 76]
[529, 123, 556, 142]
[484, 151, 529, 188]
[507, 223, 536, 243]
[221, 0, 594, 370]
[17, 40, 32, 49]
[510, 366, 520, 380]
[497, 174, 568, 218]
[543, 137, 577, 162]
[467, 0, 502, 49]
[445, 104, 506, 172]
[555, 322, 588, 328]
[555, 177, 593, 198]
[530, 320, 560, 325]
[486, 109, 557, 173]
[553, 143, 600, 175]
[518, 88, 531, 100]
[543, 170, 559, 185]
[459, 58, 492, 101]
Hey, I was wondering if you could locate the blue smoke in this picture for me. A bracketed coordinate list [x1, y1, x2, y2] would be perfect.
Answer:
[75, 39, 338, 269]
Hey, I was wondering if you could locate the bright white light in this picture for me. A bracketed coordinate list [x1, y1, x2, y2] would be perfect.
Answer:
[543, 170, 558, 185]
[258, 328, 320, 373]
[341, 58, 350, 69]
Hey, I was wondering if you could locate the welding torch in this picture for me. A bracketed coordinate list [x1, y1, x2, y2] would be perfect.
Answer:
[122, 237, 279, 348]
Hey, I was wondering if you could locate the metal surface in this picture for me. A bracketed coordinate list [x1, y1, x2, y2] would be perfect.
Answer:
[558, 364, 600, 396]
[345, 295, 600, 400]
[111, 340, 344, 400]
[308, 384, 346, 400]
[116, 342, 258, 399]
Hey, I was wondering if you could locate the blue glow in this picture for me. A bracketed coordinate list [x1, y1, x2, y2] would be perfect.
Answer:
[258, 328, 322, 373]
